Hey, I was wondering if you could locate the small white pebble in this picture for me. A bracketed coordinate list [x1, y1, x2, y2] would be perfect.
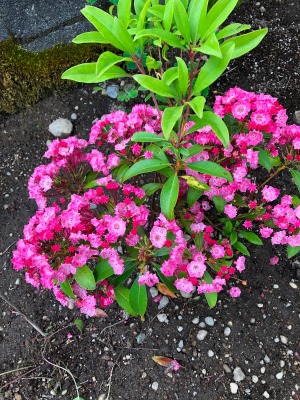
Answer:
[252, 375, 259, 383]
[177, 326, 183, 332]
[230, 382, 238, 394]
[228, 321, 233, 327]
[273, 284, 279, 289]
[157, 313, 168, 322]
[280, 335, 288, 344]
[151, 382, 159, 391]
[224, 327, 231, 336]
[197, 330, 208, 341]
[263, 391, 270, 398]
[150, 287, 159, 298]
[274, 337, 280, 343]
[205, 316, 214, 326]
[178, 340, 184, 349]
[192, 317, 199, 324]
[178, 315, 183, 320]
[15, 278, 20, 285]
[276, 371, 283, 380]
[257, 303, 264, 308]
[208, 350, 214, 357]
[158, 296, 169, 310]
[199, 322, 206, 328]
[233, 367, 246, 382]
[264, 355, 271, 363]
[261, 366, 266, 373]
[289, 282, 298, 289]
[250, 318, 256, 324]
[280, 360, 285, 368]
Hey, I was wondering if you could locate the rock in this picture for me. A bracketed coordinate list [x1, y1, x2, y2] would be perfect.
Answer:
[158, 296, 169, 310]
[196, 330, 208, 341]
[252, 375, 259, 383]
[192, 317, 199, 324]
[70, 113, 77, 120]
[259, 6, 266, 12]
[280, 335, 288, 344]
[223, 364, 232, 373]
[264, 355, 271, 363]
[180, 290, 193, 298]
[233, 366, 246, 382]
[207, 350, 214, 357]
[224, 327, 231, 336]
[149, 287, 158, 298]
[106, 85, 119, 99]
[151, 381, 159, 391]
[157, 313, 168, 322]
[293, 110, 300, 125]
[136, 333, 146, 344]
[276, 371, 283, 379]
[263, 391, 270, 399]
[230, 382, 238, 394]
[204, 316, 214, 326]
[177, 326, 183, 332]
[48, 118, 73, 138]
[289, 281, 298, 289]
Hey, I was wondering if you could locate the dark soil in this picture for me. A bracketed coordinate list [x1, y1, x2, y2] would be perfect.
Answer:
[0, 1, 300, 399]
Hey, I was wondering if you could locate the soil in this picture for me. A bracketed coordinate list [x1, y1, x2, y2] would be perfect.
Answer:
[0, 1, 300, 399]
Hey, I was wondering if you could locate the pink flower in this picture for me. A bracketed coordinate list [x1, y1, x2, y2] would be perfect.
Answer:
[144, 150, 153, 159]
[262, 185, 280, 202]
[187, 261, 206, 278]
[174, 278, 194, 293]
[150, 226, 167, 248]
[109, 217, 126, 237]
[211, 244, 225, 259]
[235, 256, 246, 272]
[260, 227, 273, 238]
[269, 255, 279, 265]
[224, 204, 237, 218]
[229, 286, 241, 298]
[138, 271, 159, 287]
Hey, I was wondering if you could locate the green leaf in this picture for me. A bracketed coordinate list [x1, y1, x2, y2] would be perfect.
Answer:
[117, 0, 131, 28]
[233, 241, 250, 256]
[216, 23, 251, 40]
[146, 144, 170, 163]
[60, 279, 75, 299]
[115, 162, 131, 182]
[132, 75, 176, 97]
[287, 245, 300, 259]
[74, 265, 96, 290]
[258, 149, 281, 172]
[193, 42, 235, 95]
[222, 28, 268, 59]
[122, 159, 170, 181]
[142, 182, 163, 196]
[212, 195, 227, 213]
[160, 173, 179, 219]
[187, 160, 233, 181]
[203, 271, 217, 308]
[153, 263, 179, 293]
[174, 0, 191, 42]
[62, 63, 128, 83]
[73, 31, 107, 44]
[187, 96, 206, 119]
[137, 0, 152, 50]
[129, 277, 148, 316]
[162, 106, 183, 139]
[201, 0, 238, 39]
[74, 319, 84, 333]
[110, 261, 137, 287]
[181, 144, 210, 160]
[181, 175, 210, 191]
[131, 131, 166, 143]
[148, 4, 165, 19]
[197, 32, 222, 58]
[163, 0, 174, 31]
[187, 187, 203, 207]
[114, 286, 138, 316]
[230, 230, 238, 245]
[162, 67, 178, 85]
[96, 51, 130, 76]
[176, 57, 189, 96]
[194, 111, 230, 149]
[94, 258, 114, 282]
[146, 55, 162, 72]
[240, 231, 263, 245]
[134, 28, 184, 48]
[224, 221, 233, 235]
[290, 169, 300, 192]
[188, 0, 208, 42]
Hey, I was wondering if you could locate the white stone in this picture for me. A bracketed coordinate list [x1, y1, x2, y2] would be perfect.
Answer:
[180, 290, 193, 298]
[273, 284, 279, 289]
[280, 335, 288, 344]
[230, 382, 238, 394]
[157, 313, 168, 322]
[48, 118, 73, 138]
[197, 330, 208, 341]
[192, 317, 199, 324]
[205, 316, 214, 326]
[70, 113, 77, 120]
[280, 360, 285, 368]
[151, 382, 159, 391]
[263, 391, 270, 398]
[106, 85, 119, 99]
[224, 327, 231, 336]
[257, 303, 264, 308]
[276, 371, 283, 379]
[149, 287, 159, 298]
[293, 110, 300, 125]
[177, 326, 183, 332]
[223, 364, 231, 373]
[264, 355, 271, 363]
[178, 340, 184, 349]
[289, 281, 298, 289]
[158, 296, 169, 310]
[208, 350, 214, 357]
[233, 367, 246, 382]
[261, 366, 266, 373]
[252, 375, 259, 383]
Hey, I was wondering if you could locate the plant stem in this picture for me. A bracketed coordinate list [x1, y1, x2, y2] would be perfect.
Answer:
[256, 164, 287, 191]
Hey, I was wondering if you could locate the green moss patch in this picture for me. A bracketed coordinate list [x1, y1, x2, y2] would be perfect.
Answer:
[0, 39, 114, 114]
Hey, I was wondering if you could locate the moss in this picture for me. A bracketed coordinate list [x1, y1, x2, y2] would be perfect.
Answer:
[0, 39, 115, 114]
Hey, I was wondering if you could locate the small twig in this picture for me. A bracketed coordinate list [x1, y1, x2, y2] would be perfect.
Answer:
[0, 367, 38, 390]
[99, 320, 124, 336]
[0, 365, 34, 377]
[0, 293, 47, 337]
[0, 240, 17, 257]
[105, 363, 115, 400]
[223, 65, 238, 76]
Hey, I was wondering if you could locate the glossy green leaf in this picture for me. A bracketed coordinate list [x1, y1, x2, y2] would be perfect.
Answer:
[187, 161, 233, 181]
[176, 57, 189, 95]
[212, 195, 227, 213]
[160, 173, 179, 219]
[131, 131, 166, 143]
[287, 245, 300, 259]
[110, 261, 137, 287]
[74, 265, 96, 290]
[137, 0, 152, 50]
[132, 75, 175, 97]
[290, 169, 300, 192]
[60, 279, 75, 299]
[201, 0, 238, 39]
[96, 51, 130, 76]
[181, 144, 210, 160]
[174, 0, 191, 42]
[216, 23, 251, 40]
[146, 144, 170, 163]
[117, 0, 131, 28]
[258, 149, 281, 172]
[72, 31, 107, 44]
[115, 162, 131, 182]
[224, 221, 233, 235]
[201, 111, 230, 148]
[187, 96, 206, 119]
[163, 0, 174, 31]
[240, 231, 263, 245]
[188, 0, 208, 41]
[114, 286, 138, 316]
[193, 42, 235, 95]
[162, 106, 183, 139]
[142, 182, 163, 196]
[129, 277, 148, 316]
[162, 67, 178, 85]
[146, 55, 162, 72]
[187, 186, 203, 207]
[197, 32, 222, 58]
[148, 4, 165, 19]
[233, 241, 250, 256]
[222, 28, 268, 59]
[203, 271, 217, 308]
[181, 175, 210, 191]
[62, 63, 128, 83]
[94, 258, 114, 282]
[230, 230, 238, 245]
[134, 28, 184, 48]
[74, 319, 84, 333]
[134, 0, 145, 15]
[122, 159, 170, 181]
[153, 263, 178, 293]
